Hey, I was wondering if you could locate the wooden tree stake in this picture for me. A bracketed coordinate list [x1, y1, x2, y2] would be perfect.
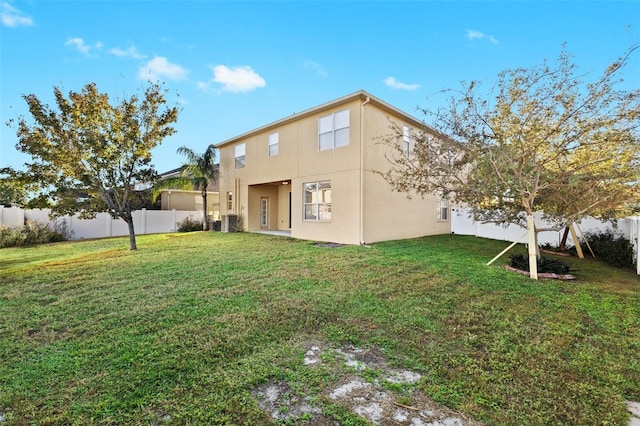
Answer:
[486, 230, 529, 266]
[569, 223, 584, 259]
[575, 222, 595, 258]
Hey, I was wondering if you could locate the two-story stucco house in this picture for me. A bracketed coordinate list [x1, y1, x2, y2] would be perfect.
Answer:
[216, 90, 450, 245]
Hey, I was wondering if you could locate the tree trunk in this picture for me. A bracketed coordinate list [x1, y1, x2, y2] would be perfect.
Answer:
[126, 218, 137, 250]
[559, 226, 570, 251]
[202, 190, 208, 231]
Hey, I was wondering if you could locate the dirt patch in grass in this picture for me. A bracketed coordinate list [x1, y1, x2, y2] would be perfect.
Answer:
[253, 380, 322, 422]
[253, 342, 483, 425]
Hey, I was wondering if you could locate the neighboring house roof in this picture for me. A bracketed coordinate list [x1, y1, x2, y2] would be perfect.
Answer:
[159, 167, 182, 179]
[215, 90, 443, 148]
[134, 164, 220, 192]
[159, 163, 220, 177]
[157, 164, 220, 192]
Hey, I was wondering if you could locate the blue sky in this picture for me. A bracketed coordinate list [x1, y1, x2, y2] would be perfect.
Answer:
[2, 1, 639, 173]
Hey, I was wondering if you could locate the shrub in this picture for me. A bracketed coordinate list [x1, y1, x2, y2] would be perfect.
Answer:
[177, 216, 203, 233]
[509, 253, 573, 274]
[575, 230, 635, 268]
[0, 221, 72, 248]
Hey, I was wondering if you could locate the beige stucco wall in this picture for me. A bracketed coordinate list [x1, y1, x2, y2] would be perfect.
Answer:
[218, 98, 363, 244]
[290, 170, 361, 245]
[247, 184, 279, 230]
[159, 190, 220, 220]
[360, 105, 451, 243]
[218, 99, 362, 186]
[217, 93, 450, 245]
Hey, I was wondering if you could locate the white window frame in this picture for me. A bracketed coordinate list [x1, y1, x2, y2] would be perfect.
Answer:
[303, 181, 332, 221]
[437, 197, 449, 221]
[260, 198, 268, 227]
[318, 109, 350, 151]
[235, 143, 245, 169]
[268, 132, 279, 157]
[403, 125, 411, 156]
[227, 191, 233, 211]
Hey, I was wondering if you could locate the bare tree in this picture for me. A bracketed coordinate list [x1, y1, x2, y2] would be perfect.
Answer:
[380, 45, 640, 279]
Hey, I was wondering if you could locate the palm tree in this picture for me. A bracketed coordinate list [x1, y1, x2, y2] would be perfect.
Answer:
[152, 144, 218, 230]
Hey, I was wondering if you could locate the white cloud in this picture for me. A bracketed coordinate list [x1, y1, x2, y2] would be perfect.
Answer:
[303, 60, 328, 77]
[1, 2, 33, 27]
[466, 29, 499, 45]
[138, 56, 188, 81]
[467, 29, 484, 40]
[199, 65, 266, 93]
[384, 76, 420, 91]
[65, 37, 103, 55]
[196, 81, 210, 91]
[109, 45, 146, 59]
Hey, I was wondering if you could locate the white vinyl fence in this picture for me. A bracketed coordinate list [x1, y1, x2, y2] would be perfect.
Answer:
[451, 208, 640, 275]
[3, 205, 639, 275]
[0, 206, 204, 240]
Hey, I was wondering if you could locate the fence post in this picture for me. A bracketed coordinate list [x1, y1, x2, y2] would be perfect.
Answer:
[526, 215, 538, 280]
[141, 208, 147, 235]
[106, 214, 112, 237]
[635, 218, 640, 276]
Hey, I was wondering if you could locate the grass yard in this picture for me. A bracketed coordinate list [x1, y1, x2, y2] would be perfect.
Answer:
[0, 232, 638, 425]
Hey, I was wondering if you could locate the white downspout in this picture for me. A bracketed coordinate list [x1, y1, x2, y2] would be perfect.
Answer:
[360, 95, 370, 245]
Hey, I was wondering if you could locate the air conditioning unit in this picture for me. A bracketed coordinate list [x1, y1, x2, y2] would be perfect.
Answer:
[222, 214, 238, 232]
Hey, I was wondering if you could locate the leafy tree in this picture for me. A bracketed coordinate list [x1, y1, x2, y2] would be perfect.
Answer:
[152, 144, 218, 230]
[4, 82, 180, 250]
[0, 177, 27, 206]
[380, 45, 640, 279]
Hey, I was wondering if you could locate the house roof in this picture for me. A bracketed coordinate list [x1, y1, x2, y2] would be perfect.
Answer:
[159, 167, 182, 178]
[159, 164, 220, 179]
[215, 90, 443, 148]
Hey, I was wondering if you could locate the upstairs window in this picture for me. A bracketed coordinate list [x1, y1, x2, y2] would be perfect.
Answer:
[318, 109, 350, 151]
[235, 143, 245, 169]
[403, 125, 411, 156]
[227, 191, 233, 211]
[303, 181, 332, 221]
[268, 132, 279, 156]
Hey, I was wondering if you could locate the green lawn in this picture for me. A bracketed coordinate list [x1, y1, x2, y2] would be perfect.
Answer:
[1, 232, 638, 425]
